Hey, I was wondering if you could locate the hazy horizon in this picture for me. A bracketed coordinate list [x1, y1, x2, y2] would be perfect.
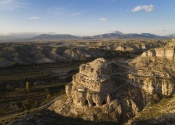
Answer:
[0, 31, 173, 37]
[0, 0, 175, 36]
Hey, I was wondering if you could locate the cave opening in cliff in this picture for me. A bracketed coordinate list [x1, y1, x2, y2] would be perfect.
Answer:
[85, 100, 88, 106]
[102, 100, 106, 105]
[92, 102, 96, 106]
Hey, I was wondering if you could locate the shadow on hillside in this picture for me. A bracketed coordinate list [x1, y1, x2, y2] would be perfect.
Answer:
[12, 109, 118, 125]
[130, 113, 175, 125]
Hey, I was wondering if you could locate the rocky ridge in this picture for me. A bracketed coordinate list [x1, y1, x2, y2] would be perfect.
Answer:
[125, 39, 175, 124]
[129, 40, 175, 97]
[0, 43, 104, 68]
[50, 39, 175, 124]
[49, 58, 148, 123]
[0, 39, 168, 68]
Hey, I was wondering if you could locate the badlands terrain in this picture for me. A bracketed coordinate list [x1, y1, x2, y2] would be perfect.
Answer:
[0, 39, 167, 68]
[1, 38, 175, 125]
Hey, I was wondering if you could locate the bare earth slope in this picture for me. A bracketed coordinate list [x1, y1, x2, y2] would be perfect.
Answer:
[0, 39, 168, 68]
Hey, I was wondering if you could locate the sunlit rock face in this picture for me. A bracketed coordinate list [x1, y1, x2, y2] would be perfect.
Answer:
[50, 40, 175, 124]
[66, 58, 116, 107]
[50, 58, 145, 123]
[141, 40, 175, 60]
[129, 40, 175, 97]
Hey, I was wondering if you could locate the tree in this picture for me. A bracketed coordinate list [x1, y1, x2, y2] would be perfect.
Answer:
[26, 82, 29, 91]
[46, 94, 51, 101]
[22, 99, 31, 110]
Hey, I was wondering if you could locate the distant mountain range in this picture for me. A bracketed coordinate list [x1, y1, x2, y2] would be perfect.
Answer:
[166, 33, 175, 38]
[30, 34, 79, 40]
[85, 32, 161, 39]
[0, 31, 174, 41]
[0, 33, 39, 41]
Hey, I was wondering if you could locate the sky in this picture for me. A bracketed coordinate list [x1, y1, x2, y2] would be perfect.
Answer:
[0, 0, 175, 36]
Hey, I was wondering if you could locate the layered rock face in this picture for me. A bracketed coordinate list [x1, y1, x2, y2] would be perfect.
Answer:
[50, 40, 175, 124]
[66, 58, 116, 107]
[141, 39, 175, 60]
[49, 58, 147, 123]
[115, 41, 166, 53]
[129, 40, 175, 97]
[141, 47, 175, 60]
[0, 43, 105, 68]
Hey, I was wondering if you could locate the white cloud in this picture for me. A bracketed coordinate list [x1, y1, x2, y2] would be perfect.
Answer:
[0, 0, 24, 10]
[99, 18, 109, 21]
[132, 5, 142, 12]
[27, 17, 40, 20]
[132, 4, 154, 12]
[143, 5, 154, 12]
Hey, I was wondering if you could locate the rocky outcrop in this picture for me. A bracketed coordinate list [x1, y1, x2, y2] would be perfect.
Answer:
[141, 47, 175, 60]
[141, 39, 175, 60]
[128, 40, 175, 98]
[172, 38, 175, 42]
[49, 40, 175, 124]
[63, 48, 104, 61]
[0, 39, 168, 68]
[66, 58, 116, 107]
[0, 43, 105, 68]
[49, 58, 149, 123]
[115, 41, 167, 53]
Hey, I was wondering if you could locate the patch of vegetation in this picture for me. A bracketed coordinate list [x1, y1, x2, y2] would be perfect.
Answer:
[134, 96, 173, 121]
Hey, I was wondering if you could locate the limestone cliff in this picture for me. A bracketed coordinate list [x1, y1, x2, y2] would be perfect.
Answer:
[49, 39, 175, 124]
[129, 40, 175, 97]
[125, 39, 175, 124]
[115, 41, 166, 53]
[49, 58, 149, 123]
[66, 58, 116, 107]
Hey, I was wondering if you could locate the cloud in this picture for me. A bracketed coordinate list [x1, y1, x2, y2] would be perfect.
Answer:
[0, 0, 25, 10]
[27, 17, 40, 20]
[132, 5, 142, 12]
[99, 18, 109, 21]
[143, 5, 154, 12]
[132, 4, 154, 12]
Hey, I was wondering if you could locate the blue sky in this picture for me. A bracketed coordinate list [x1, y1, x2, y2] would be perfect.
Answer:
[0, 0, 175, 36]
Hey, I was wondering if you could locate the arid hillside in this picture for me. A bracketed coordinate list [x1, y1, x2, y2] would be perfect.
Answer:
[0, 39, 168, 68]
[49, 39, 175, 124]
[0, 38, 171, 125]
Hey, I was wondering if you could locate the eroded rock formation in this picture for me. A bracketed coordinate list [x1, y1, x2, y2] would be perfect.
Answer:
[49, 58, 147, 123]
[49, 39, 175, 124]
[66, 58, 116, 107]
